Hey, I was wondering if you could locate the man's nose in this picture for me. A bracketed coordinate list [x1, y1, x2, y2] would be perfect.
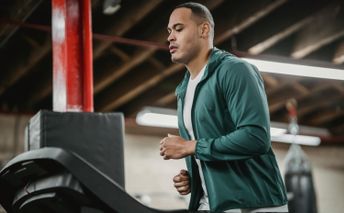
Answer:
[167, 32, 175, 42]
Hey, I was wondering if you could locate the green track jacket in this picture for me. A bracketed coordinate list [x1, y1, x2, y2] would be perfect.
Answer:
[175, 48, 288, 212]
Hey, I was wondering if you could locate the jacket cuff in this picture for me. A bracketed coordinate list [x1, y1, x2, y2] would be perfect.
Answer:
[195, 138, 210, 159]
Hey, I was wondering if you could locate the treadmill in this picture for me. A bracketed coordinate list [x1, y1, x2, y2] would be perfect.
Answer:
[0, 111, 201, 213]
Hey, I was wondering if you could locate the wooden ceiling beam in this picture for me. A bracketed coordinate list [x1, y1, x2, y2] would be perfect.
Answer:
[0, 39, 50, 96]
[7, 2, 101, 107]
[332, 82, 344, 94]
[269, 94, 304, 114]
[291, 3, 344, 59]
[333, 40, 344, 64]
[109, 47, 130, 62]
[155, 92, 176, 107]
[261, 73, 279, 89]
[0, 0, 43, 48]
[93, 0, 224, 93]
[266, 81, 295, 96]
[122, 71, 183, 116]
[269, 84, 334, 114]
[96, 63, 161, 111]
[26, 0, 224, 107]
[22, 35, 41, 48]
[93, 0, 162, 59]
[249, 17, 313, 55]
[147, 57, 166, 70]
[100, 0, 286, 111]
[98, 63, 183, 111]
[215, 0, 288, 44]
[239, 0, 329, 54]
[94, 47, 158, 94]
[330, 122, 344, 135]
[122, 89, 173, 117]
[293, 82, 310, 95]
[309, 111, 344, 126]
[298, 94, 343, 119]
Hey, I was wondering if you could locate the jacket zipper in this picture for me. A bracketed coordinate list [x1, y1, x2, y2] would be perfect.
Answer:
[179, 94, 191, 141]
[191, 77, 212, 210]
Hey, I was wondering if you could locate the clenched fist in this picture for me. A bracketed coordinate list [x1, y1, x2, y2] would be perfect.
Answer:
[159, 134, 196, 160]
[173, 169, 191, 195]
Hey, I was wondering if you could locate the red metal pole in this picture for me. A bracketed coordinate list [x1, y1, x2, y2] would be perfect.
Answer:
[51, 0, 93, 112]
[82, 0, 94, 112]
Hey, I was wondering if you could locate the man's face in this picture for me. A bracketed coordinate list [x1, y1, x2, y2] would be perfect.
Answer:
[167, 8, 202, 64]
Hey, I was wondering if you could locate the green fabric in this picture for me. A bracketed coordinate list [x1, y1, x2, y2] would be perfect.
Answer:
[175, 48, 288, 212]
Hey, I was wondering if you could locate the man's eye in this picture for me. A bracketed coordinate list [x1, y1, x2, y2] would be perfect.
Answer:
[176, 28, 183, 32]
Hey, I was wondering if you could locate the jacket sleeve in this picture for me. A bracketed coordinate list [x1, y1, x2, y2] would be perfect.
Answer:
[195, 61, 271, 161]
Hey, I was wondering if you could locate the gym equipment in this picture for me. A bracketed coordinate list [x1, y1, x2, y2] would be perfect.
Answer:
[0, 111, 195, 213]
[284, 100, 317, 213]
[284, 144, 317, 213]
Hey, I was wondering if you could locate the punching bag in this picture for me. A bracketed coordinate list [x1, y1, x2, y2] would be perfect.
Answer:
[284, 99, 317, 213]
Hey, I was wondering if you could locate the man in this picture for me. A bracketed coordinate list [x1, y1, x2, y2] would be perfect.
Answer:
[159, 2, 288, 213]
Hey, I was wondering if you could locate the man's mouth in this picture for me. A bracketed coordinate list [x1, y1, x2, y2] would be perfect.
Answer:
[169, 45, 177, 54]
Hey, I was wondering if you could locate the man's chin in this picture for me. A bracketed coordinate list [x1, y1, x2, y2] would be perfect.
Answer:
[171, 55, 182, 63]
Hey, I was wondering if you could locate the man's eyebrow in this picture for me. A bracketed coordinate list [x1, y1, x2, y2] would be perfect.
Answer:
[167, 23, 184, 31]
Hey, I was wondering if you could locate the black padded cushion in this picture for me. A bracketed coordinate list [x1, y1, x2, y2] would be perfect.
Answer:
[26, 110, 125, 188]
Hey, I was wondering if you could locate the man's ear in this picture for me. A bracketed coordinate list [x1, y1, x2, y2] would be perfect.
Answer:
[199, 22, 210, 38]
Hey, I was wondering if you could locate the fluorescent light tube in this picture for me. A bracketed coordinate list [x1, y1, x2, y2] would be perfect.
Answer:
[103, 0, 121, 15]
[136, 107, 178, 129]
[243, 58, 344, 80]
[271, 134, 321, 146]
[270, 127, 287, 137]
[136, 107, 321, 146]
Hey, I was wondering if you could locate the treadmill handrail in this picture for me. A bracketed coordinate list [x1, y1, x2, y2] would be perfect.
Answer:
[0, 148, 191, 213]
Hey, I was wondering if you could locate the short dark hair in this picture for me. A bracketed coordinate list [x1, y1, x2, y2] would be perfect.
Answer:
[175, 2, 215, 38]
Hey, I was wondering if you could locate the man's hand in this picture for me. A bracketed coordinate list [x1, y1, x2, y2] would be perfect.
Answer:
[159, 134, 196, 160]
[173, 169, 191, 195]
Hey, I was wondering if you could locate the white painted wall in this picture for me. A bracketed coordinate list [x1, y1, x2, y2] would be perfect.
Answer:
[272, 144, 344, 213]
[0, 114, 29, 165]
[124, 134, 188, 210]
[124, 135, 344, 213]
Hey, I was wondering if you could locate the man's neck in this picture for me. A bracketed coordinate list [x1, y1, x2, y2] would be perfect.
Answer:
[186, 47, 212, 79]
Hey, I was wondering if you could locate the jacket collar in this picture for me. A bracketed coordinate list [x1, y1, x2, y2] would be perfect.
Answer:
[175, 47, 228, 98]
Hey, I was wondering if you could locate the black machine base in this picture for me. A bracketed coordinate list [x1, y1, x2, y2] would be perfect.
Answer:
[0, 147, 203, 213]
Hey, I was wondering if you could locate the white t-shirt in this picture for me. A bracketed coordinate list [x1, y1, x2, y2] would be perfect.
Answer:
[182, 64, 209, 209]
[182, 65, 288, 212]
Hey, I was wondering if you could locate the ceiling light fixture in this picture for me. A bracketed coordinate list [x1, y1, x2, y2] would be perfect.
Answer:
[270, 127, 287, 137]
[271, 134, 321, 146]
[103, 0, 121, 15]
[136, 107, 322, 146]
[243, 58, 344, 81]
[136, 107, 178, 129]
